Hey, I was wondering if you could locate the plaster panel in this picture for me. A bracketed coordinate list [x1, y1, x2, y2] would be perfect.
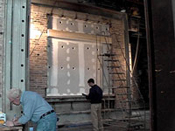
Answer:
[49, 16, 110, 36]
[47, 38, 103, 96]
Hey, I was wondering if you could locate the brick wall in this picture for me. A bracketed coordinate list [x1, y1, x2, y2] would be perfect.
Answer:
[30, 5, 50, 96]
[30, 3, 127, 97]
[0, 0, 5, 107]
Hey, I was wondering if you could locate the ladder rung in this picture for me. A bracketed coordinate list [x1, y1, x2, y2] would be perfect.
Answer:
[102, 109, 117, 112]
[103, 98, 115, 100]
[116, 93, 131, 95]
[98, 53, 116, 57]
[117, 86, 130, 88]
[112, 79, 126, 81]
[129, 123, 144, 127]
[125, 107, 143, 110]
[109, 72, 125, 74]
[103, 86, 130, 89]
[107, 66, 120, 68]
[104, 59, 119, 62]
[125, 115, 142, 118]
[121, 100, 135, 103]
[121, 118, 144, 122]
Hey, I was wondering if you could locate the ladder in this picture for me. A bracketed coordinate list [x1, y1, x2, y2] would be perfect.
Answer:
[96, 33, 146, 130]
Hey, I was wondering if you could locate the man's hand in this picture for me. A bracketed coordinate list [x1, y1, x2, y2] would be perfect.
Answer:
[6, 120, 14, 127]
[82, 93, 87, 97]
[13, 118, 22, 126]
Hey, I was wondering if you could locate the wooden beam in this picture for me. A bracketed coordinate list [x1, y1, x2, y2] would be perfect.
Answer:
[0, 126, 23, 131]
[47, 29, 112, 43]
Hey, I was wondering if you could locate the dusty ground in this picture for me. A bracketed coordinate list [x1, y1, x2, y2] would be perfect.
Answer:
[58, 111, 150, 131]
[58, 120, 150, 131]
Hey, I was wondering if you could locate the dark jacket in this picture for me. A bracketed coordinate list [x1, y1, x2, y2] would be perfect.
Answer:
[86, 85, 103, 104]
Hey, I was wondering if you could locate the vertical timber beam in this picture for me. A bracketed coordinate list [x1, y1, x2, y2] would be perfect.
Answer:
[123, 14, 131, 114]
[0, 0, 5, 111]
[3, 0, 29, 119]
[147, 0, 175, 131]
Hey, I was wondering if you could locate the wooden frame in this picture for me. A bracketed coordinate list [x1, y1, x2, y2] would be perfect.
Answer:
[47, 29, 112, 43]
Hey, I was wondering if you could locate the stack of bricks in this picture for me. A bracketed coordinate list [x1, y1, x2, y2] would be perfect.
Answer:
[0, 0, 4, 105]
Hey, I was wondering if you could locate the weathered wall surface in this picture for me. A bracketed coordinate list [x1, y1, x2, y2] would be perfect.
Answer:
[0, 0, 5, 110]
[30, 0, 127, 124]
[30, 2, 126, 97]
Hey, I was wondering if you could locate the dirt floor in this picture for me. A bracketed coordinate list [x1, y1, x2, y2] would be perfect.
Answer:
[58, 111, 150, 131]
[58, 120, 150, 131]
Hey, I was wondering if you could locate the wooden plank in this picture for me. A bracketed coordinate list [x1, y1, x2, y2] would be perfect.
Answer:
[0, 126, 23, 131]
[48, 29, 112, 43]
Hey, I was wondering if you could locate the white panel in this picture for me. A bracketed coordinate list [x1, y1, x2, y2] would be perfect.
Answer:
[47, 38, 102, 96]
[49, 16, 110, 36]
[50, 39, 58, 87]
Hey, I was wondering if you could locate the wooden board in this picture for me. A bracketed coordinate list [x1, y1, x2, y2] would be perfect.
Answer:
[48, 29, 112, 43]
[0, 126, 23, 131]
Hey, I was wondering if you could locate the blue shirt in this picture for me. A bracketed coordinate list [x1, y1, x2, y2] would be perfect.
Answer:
[18, 91, 53, 124]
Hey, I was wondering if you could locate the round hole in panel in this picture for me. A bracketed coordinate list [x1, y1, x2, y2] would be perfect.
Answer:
[21, 79, 24, 82]
[87, 47, 90, 50]
[61, 67, 64, 70]
[21, 64, 24, 67]
[87, 68, 90, 70]
[72, 47, 75, 50]
[21, 34, 24, 37]
[22, 6, 25, 8]
[72, 67, 75, 70]
[106, 28, 108, 31]
[22, 20, 25, 22]
[98, 68, 100, 70]
[84, 24, 87, 27]
[61, 45, 64, 48]
[96, 26, 99, 30]
[21, 49, 24, 52]
[59, 21, 62, 24]
[70, 22, 74, 25]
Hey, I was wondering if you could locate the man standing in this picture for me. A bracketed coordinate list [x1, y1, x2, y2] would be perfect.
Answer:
[7, 88, 57, 131]
[82, 78, 104, 131]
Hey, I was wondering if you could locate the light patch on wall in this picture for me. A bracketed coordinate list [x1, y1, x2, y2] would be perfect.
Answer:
[30, 24, 42, 39]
